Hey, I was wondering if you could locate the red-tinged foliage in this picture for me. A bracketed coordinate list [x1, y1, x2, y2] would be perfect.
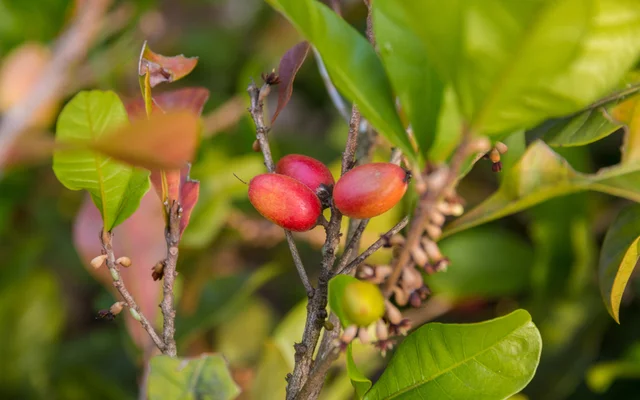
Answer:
[138, 41, 198, 87]
[248, 173, 321, 232]
[1, 130, 56, 169]
[91, 111, 199, 170]
[149, 164, 200, 236]
[124, 87, 210, 121]
[333, 163, 409, 219]
[272, 41, 310, 124]
[275, 154, 334, 193]
[73, 192, 165, 353]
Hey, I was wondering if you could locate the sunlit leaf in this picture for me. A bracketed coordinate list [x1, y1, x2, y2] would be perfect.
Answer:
[265, 0, 416, 161]
[346, 344, 371, 399]
[364, 310, 542, 400]
[598, 204, 640, 323]
[52, 90, 150, 230]
[73, 192, 165, 348]
[138, 41, 198, 87]
[444, 141, 640, 237]
[394, 0, 640, 135]
[374, 1, 444, 158]
[272, 41, 310, 124]
[148, 354, 240, 400]
[427, 227, 533, 301]
[90, 111, 200, 170]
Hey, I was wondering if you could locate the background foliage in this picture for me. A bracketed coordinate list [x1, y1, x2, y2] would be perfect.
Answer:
[3, 0, 640, 399]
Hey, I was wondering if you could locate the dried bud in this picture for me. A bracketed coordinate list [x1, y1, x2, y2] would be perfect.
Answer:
[385, 300, 403, 325]
[116, 256, 132, 268]
[410, 246, 428, 267]
[109, 301, 126, 316]
[494, 141, 508, 154]
[252, 140, 261, 152]
[375, 339, 395, 357]
[341, 325, 358, 343]
[434, 258, 450, 272]
[96, 309, 115, 321]
[409, 291, 422, 308]
[90, 254, 107, 269]
[422, 239, 443, 262]
[492, 161, 503, 172]
[261, 70, 281, 85]
[389, 319, 412, 336]
[358, 326, 371, 344]
[376, 319, 388, 341]
[426, 224, 442, 240]
[151, 261, 165, 281]
[417, 285, 431, 299]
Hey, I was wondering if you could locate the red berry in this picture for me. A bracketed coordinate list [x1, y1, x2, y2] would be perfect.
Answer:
[248, 173, 321, 232]
[333, 163, 408, 219]
[275, 154, 335, 193]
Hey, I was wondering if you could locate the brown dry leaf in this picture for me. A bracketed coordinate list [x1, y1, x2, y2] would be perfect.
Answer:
[138, 41, 198, 87]
[272, 41, 310, 124]
[73, 192, 165, 352]
[91, 111, 199, 170]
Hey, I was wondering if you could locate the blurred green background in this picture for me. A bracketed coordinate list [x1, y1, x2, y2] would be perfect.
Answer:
[2, 0, 640, 399]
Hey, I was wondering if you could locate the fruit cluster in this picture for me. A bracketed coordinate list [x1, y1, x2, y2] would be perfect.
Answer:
[248, 154, 409, 231]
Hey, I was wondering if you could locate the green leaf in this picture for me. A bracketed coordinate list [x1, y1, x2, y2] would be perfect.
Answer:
[265, 0, 416, 161]
[346, 344, 371, 399]
[364, 310, 542, 400]
[328, 274, 359, 327]
[587, 361, 640, 393]
[428, 88, 464, 163]
[374, 1, 444, 157]
[148, 354, 240, 400]
[443, 141, 640, 237]
[426, 227, 533, 301]
[541, 105, 622, 148]
[598, 204, 640, 323]
[395, 0, 640, 135]
[52, 90, 150, 230]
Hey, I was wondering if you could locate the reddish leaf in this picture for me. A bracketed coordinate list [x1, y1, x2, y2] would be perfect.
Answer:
[148, 164, 200, 236]
[124, 87, 209, 121]
[272, 41, 310, 124]
[73, 192, 165, 352]
[91, 111, 200, 170]
[138, 41, 198, 87]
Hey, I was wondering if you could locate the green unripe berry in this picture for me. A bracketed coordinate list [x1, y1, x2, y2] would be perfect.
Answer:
[341, 281, 385, 327]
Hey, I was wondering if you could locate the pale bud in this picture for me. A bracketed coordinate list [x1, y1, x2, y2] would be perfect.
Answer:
[449, 203, 464, 217]
[90, 254, 107, 269]
[385, 300, 403, 325]
[468, 136, 491, 154]
[494, 141, 508, 154]
[392, 286, 409, 307]
[489, 148, 501, 164]
[376, 319, 388, 341]
[410, 246, 428, 267]
[426, 224, 442, 240]
[116, 256, 132, 268]
[358, 326, 371, 344]
[429, 210, 445, 226]
[341, 325, 358, 343]
[422, 239, 443, 262]
[109, 301, 126, 316]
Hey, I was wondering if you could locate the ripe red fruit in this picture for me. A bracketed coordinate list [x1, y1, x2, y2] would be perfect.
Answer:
[275, 154, 335, 193]
[248, 173, 321, 232]
[333, 163, 408, 219]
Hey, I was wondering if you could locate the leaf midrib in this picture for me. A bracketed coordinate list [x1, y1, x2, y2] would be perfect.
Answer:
[85, 94, 109, 229]
[378, 322, 530, 400]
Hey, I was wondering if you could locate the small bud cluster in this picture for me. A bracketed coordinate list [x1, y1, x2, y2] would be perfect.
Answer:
[484, 141, 508, 172]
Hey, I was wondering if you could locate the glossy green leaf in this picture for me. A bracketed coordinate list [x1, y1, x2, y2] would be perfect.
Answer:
[265, 0, 416, 161]
[541, 105, 622, 147]
[347, 344, 371, 399]
[52, 90, 150, 230]
[395, 0, 640, 135]
[598, 204, 640, 323]
[374, 1, 444, 157]
[148, 354, 240, 400]
[364, 310, 542, 400]
[427, 227, 533, 301]
[328, 274, 359, 327]
[444, 141, 640, 237]
[428, 88, 464, 163]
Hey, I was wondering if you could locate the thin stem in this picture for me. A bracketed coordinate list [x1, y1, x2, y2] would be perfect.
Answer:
[342, 105, 361, 174]
[313, 48, 350, 123]
[0, 0, 112, 174]
[247, 81, 314, 296]
[334, 219, 369, 273]
[101, 230, 165, 352]
[338, 216, 410, 276]
[160, 201, 181, 357]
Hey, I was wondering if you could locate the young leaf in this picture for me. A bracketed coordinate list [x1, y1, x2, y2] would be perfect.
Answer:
[153, 87, 210, 116]
[363, 310, 542, 400]
[52, 90, 150, 230]
[443, 141, 640, 237]
[598, 204, 640, 323]
[90, 111, 200, 170]
[541, 106, 622, 148]
[73, 192, 165, 348]
[265, 0, 416, 161]
[272, 41, 310, 124]
[149, 164, 200, 235]
[394, 0, 640, 135]
[374, 0, 444, 158]
[347, 344, 372, 399]
[138, 41, 198, 87]
[328, 274, 359, 327]
[148, 354, 240, 400]
[426, 227, 534, 301]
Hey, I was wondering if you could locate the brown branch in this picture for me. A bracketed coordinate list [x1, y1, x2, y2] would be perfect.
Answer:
[296, 342, 341, 400]
[101, 230, 165, 352]
[160, 201, 181, 357]
[334, 219, 369, 273]
[383, 129, 472, 297]
[338, 216, 410, 276]
[247, 81, 313, 297]
[342, 105, 361, 174]
[0, 0, 112, 173]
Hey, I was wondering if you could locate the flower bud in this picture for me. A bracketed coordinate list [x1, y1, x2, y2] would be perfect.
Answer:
[426, 224, 442, 240]
[494, 141, 508, 154]
[410, 246, 428, 267]
[429, 210, 445, 226]
[385, 300, 403, 325]
[422, 239, 443, 262]
[341, 325, 358, 343]
[376, 319, 388, 341]
[116, 256, 132, 268]
[90, 254, 107, 269]
[358, 326, 371, 344]
[110, 301, 126, 316]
